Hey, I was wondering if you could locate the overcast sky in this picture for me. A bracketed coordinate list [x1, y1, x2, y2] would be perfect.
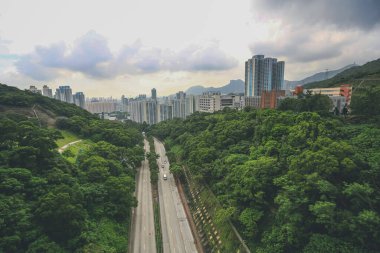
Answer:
[0, 0, 379, 97]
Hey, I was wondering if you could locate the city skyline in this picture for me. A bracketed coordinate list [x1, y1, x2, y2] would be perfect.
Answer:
[1, 0, 380, 97]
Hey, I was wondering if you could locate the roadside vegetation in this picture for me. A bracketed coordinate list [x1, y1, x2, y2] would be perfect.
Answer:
[146, 136, 163, 253]
[149, 91, 380, 252]
[146, 136, 159, 184]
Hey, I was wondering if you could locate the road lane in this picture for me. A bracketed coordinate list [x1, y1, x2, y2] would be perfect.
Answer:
[154, 138, 197, 253]
[131, 139, 156, 253]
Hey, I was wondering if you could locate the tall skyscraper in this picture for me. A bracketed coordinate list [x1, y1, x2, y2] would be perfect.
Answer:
[151, 88, 157, 100]
[73, 92, 85, 109]
[245, 55, 285, 97]
[55, 86, 73, 103]
[121, 95, 129, 112]
[272, 61, 285, 90]
[42, 85, 53, 98]
[172, 91, 186, 119]
[127, 94, 158, 124]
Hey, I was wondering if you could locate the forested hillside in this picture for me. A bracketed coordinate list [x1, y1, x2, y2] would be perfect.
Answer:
[150, 109, 380, 252]
[0, 84, 144, 252]
[0, 84, 93, 119]
[304, 58, 380, 89]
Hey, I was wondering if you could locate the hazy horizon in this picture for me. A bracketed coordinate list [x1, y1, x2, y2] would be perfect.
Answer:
[1, 0, 379, 97]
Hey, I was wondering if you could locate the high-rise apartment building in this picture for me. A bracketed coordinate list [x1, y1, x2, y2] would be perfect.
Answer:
[145, 100, 157, 124]
[73, 92, 85, 109]
[157, 103, 173, 122]
[272, 61, 285, 90]
[245, 55, 285, 97]
[172, 91, 187, 119]
[128, 96, 158, 124]
[85, 97, 119, 113]
[42, 85, 53, 98]
[151, 88, 157, 100]
[121, 95, 129, 112]
[55, 86, 73, 103]
[185, 95, 197, 117]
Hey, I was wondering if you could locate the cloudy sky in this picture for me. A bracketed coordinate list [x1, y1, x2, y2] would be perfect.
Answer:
[0, 0, 379, 97]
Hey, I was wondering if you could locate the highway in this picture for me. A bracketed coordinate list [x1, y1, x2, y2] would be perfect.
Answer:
[154, 138, 198, 253]
[130, 139, 156, 253]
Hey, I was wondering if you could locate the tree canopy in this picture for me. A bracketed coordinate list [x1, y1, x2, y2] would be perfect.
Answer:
[0, 100, 144, 252]
[150, 108, 380, 252]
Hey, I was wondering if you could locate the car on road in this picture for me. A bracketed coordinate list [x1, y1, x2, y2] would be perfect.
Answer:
[164, 160, 167, 164]
[163, 174, 167, 180]
[161, 164, 164, 168]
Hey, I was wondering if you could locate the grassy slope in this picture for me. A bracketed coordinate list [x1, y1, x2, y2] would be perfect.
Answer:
[62, 140, 94, 163]
[56, 130, 81, 148]
[304, 58, 380, 88]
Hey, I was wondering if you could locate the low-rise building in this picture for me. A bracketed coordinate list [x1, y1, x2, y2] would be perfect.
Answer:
[245, 96, 261, 108]
[220, 94, 244, 110]
[330, 96, 347, 113]
[261, 90, 286, 109]
[305, 84, 352, 105]
[199, 92, 221, 113]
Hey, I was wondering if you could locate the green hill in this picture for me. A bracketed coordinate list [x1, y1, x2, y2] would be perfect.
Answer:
[0, 83, 144, 252]
[0, 83, 94, 127]
[304, 58, 380, 89]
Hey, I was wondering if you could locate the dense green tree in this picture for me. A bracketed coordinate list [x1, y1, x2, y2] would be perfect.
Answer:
[150, 108, 380, 252]
[34, 185, 87, 243]
[278, 94, 332, 115]
[0, 105, 144, 252]
[351, 85, 380, 116]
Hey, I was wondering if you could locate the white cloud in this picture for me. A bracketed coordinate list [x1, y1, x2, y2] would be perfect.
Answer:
[14, 31, 238, 81]
[248, 0, 380, 80]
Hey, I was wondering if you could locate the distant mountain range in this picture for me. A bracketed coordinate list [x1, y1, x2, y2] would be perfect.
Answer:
[304, 58, 380, 89]
[185, 79, 244, 95]
[285, 64, 357, 89]
[184, 64, 357, 95]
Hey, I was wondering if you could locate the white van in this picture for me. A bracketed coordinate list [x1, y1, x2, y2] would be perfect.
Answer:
[163, 174, 167, 180]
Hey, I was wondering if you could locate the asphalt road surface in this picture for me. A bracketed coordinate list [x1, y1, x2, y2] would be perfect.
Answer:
[131, 139, 156, 253]
[154, 138, 197, 253]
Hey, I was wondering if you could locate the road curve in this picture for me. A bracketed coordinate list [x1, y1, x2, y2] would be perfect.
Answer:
[154, 138, 197, 253]
[131, 139, 156, 253]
